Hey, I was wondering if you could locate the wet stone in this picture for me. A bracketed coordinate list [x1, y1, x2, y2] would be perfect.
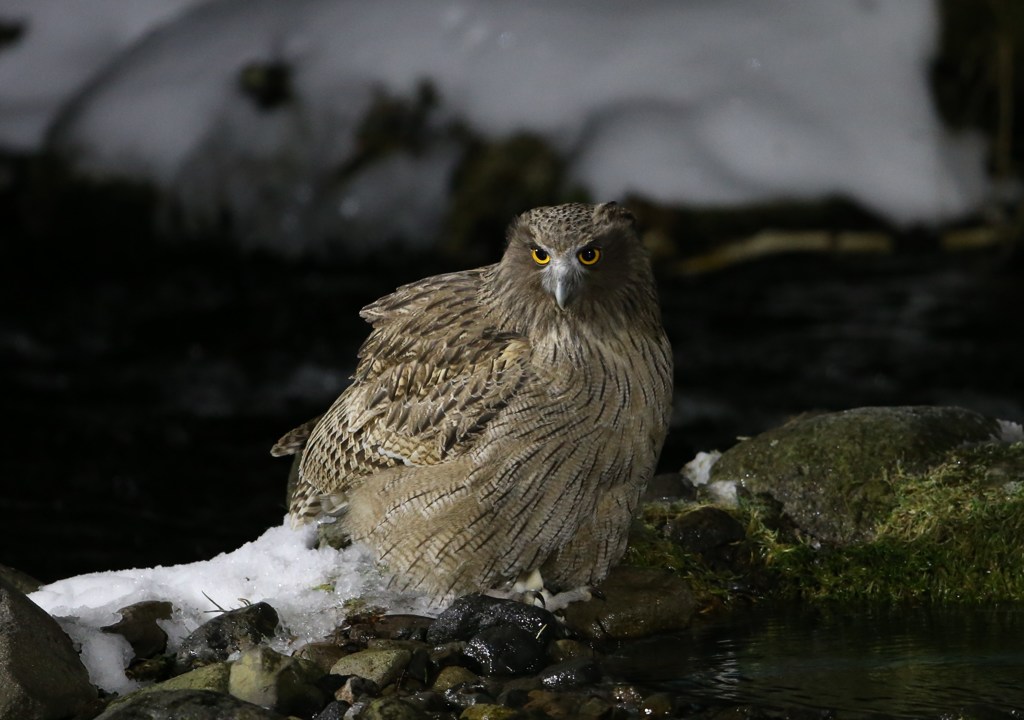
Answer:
[370, 614, 434, 641]
[665, 506, 745, 557]
[155, 661, 231, 693]
[523, 689, 584, 718]
[93, 688, 286, 719]
[403, 690, 449, 712]
[229, 645, 327, 717]
[176, 601, 279, 670]
[330, 647, 412, 688]
[578, 696, 615, 718]
[640, 692, 675, 717]
[360, 696, 427, 720]
[548, 638, 597, 663]
[432, 665, 480, 692]
[443, 681, 497, 709]
[463, 625, 547, 676]
[335, 675, 380, 704]
[610, 684, 644, 709]
[313, 700, 348, 720]
[459, 703, 521, 720]
[295, 641, 350, 673]
[642, 472, 696, 502]
[561, 566, 697, 640]
[427, 593, 559, 644]
[538, 657, 602, 688]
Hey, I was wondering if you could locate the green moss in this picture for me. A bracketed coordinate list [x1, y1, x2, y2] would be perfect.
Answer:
[623, 503, 750, 606]
[629, 442, 1024, 607]
[750, 442, 1024, 603]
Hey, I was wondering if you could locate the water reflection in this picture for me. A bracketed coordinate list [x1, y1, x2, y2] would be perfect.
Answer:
[608, 604, 1024, 718]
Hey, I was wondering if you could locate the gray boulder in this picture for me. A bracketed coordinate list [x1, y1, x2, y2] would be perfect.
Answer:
[0, 576, 97, 720]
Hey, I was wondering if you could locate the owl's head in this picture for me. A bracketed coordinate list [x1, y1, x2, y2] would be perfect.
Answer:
[501, 202, 645, 312]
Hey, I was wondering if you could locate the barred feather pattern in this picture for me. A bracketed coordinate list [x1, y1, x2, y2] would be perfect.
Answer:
[274, 202, 673, 603]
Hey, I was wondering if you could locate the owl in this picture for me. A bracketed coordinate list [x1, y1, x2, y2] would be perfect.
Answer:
[272, 202, 673, 604]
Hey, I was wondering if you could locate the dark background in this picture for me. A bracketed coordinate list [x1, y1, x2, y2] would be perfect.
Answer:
[2, 231, 1021, 584]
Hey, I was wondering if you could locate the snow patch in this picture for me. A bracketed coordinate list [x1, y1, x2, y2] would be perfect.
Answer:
[29, 520, 434, 694]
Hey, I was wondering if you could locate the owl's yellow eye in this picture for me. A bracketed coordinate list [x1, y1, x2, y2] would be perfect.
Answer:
[531, 247, 551, 265]
[577, 247, 601, 266]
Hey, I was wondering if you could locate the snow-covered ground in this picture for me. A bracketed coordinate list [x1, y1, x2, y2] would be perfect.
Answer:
[28, 519, 433, 695]
[0, 0, 991, 253]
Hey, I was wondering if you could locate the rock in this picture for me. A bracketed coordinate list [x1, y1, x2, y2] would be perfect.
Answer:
[367, 614, 434, 641]
[427, 594, 559, 645]
[494, 678, 538, 708]
[577, 696, 614, 718]
[0, 576, 96, 720]
[665, 506, 745, 556]
[538, 658, 602, 688]
[101, 662, 232, 714]
[124, 654, 176, 683]
[442, 680, 497, 709]
[159, 661, 232, 692]
[431, 665, 480, 693]
[522, 689, 585, 718]
[403, 690, 448, 712]
[711, 406, 1000, 545]
[642, 472, 696, 502]
[294, 641, 350, 673]
[561, 566, 697, 640]
[102, 600, 173, 659]
[330, 647, 412, 688]
[463, 625, 547, 676]
[0, 563, 42, 594]
[639, 691, 675, 717]
[459, 703, 521, 720]
[176, 601, 279, 670]
[359, 696, 427, 720]
[229, 645, 327, 716]
[92, 688, 286, 719]
[547, 639, 597, 663]
[335, 675, 379, 704]
[313, 700, 348, 720]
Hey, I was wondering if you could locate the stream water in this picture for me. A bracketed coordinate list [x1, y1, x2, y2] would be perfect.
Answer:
[611, 603, 1024, 718]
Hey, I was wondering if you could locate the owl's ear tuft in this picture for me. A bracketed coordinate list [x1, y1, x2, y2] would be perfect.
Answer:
[594, 202, 636, 228]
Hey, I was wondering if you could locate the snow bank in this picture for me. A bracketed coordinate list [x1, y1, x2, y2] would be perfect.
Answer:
[0, 0, 991, 251]
[28, 520, 432, 695]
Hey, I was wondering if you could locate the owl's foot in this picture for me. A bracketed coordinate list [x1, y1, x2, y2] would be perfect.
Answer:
[487, 569, 594, 611]
[540, 586, 593, 611]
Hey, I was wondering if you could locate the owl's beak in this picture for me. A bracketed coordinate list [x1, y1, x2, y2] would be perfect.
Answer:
[549, 259, 581, 310]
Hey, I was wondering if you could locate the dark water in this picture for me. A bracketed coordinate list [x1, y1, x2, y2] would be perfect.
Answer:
[611, 603, 1024, 718]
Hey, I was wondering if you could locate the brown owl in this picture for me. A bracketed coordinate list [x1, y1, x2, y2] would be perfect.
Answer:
[272, 202, 673, 604]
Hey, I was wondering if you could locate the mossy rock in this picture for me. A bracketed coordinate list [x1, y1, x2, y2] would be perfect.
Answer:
[761, 440, 1024, 602]
[712, 406, 1001, 545]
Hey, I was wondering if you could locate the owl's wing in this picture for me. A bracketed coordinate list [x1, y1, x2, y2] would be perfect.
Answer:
[296, 267, 531, 501]
[270, 416, 320, 457]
